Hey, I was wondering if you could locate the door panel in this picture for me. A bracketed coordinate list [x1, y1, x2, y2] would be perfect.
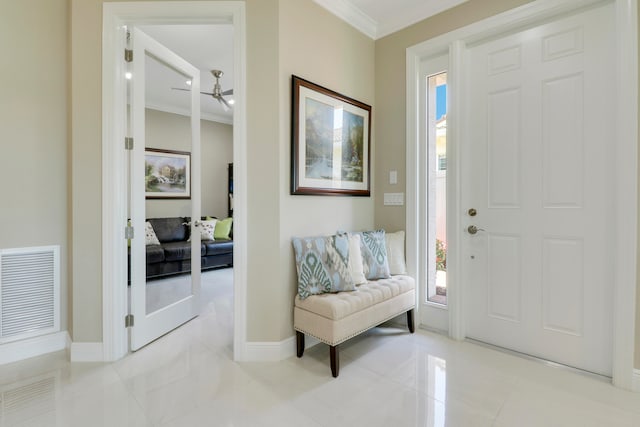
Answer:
[462, 4, 614, 375]
[130, 28, 201, 351]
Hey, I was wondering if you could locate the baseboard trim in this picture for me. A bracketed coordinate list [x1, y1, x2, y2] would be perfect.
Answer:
[70, 342, 104, 362]
[0, 331, 69, 365]
[633, 369, 640, 392]
[243, 335, 321, 362]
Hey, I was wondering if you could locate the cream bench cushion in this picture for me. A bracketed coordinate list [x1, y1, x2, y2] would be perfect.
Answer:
[294, 275, 415, 346]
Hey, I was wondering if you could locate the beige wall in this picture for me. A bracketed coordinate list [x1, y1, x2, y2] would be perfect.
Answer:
[636, 0, 640, 371]
[71, 0, 105, 342]
[145, 109, 233, 219]
[0, 1, 69, 333]
[274, 0, 375, 340]
[244, 0, 282, 341]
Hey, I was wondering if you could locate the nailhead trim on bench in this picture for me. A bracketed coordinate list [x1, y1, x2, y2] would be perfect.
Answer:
[294, 303, 416, 347]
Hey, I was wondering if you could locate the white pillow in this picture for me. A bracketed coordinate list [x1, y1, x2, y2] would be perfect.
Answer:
[385, 231, 407, 275]
[144, 221, 161, 246]
[197, 219, 217, 241]
[348, 234, 367, 285]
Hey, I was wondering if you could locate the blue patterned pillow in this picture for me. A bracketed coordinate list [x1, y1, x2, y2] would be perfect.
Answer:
[292, 233, 355, 300]
[357, 230, 391, 280]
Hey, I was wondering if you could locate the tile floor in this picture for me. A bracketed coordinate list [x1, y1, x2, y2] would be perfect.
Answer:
[1, 269, 639, 426]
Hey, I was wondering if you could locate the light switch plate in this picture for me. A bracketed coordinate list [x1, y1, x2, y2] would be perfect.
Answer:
[389, 170, 398, 185]
[384, 192, 404, 206]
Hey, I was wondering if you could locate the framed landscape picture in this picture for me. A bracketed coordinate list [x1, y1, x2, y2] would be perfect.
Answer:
[144, 148, 191, 199]
[291, 75, 371, 196]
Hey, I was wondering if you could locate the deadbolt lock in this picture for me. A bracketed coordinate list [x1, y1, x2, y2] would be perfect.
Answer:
[468, 208, 477, 217]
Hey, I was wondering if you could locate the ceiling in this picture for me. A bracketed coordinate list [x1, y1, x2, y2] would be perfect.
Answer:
[136, 1, 467, 123]
[313, 0, 470, 39]
[138, 24, 234, 124]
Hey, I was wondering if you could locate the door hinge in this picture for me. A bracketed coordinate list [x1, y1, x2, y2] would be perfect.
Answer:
[125, 137, 133, 150]
[125, 225, 134, 239]
[125, 49, 133, 63]
[125, 314, 134, 328]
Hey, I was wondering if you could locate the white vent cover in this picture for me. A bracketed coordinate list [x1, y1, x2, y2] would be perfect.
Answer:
[0, 246, 60, 343]
[0, 373, 58, 425]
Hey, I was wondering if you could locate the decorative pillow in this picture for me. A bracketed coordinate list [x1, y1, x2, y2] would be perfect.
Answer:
[292, 232, 355, 300]
[348, 233, 367, 285]
[357, 229, 391, 280]
[214, 217, 233, 240]
[144, 221, 161, 246]
[198, 219, 217, 240]
[385, 231, 408, 275]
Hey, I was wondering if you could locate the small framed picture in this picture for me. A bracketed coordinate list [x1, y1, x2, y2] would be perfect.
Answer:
[291, 76, 371, 196]
[144, 148, 191, 199]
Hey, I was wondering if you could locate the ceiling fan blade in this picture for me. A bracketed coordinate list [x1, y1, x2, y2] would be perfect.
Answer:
[171, 88, 218, 97]
[222, 89, 234, 96]
[217, 96, 231, 111]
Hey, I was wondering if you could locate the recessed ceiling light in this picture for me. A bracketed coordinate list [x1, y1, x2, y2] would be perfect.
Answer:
[228, 99, 235, 105]
[186, 80, 192, 86]
[125, 72, 132, 80]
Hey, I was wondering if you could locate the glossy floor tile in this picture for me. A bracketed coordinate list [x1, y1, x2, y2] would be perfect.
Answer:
[0, 268, 639, 426]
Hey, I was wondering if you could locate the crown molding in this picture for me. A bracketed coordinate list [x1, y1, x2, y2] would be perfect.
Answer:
[313, 0, 378, 39]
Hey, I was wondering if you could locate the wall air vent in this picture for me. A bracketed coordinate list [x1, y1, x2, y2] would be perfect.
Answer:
[0, 246, 60, 343]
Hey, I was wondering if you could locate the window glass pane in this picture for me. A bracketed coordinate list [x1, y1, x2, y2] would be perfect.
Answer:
[427, 72, 447, 305]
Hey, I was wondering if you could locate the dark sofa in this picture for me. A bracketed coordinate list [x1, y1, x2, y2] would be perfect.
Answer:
[139, 217, 233, 280]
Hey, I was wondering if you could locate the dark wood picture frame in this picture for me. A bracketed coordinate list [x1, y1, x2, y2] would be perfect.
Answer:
[144, 148, 191, 199]
[291, 75, 371, 196]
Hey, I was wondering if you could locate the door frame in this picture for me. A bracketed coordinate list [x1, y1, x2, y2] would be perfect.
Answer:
[406, 0, 637, 389]
[102, 1, 248, 361]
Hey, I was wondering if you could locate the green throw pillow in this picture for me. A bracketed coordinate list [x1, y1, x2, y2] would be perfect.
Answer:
[214, 217, 233, 240]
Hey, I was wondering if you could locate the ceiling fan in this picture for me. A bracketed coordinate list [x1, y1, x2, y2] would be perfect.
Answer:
[173, 69, 234, 110]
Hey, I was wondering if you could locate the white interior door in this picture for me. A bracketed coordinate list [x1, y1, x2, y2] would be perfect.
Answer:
[462, 3, 614, 376]
[129, 28, 201, 350]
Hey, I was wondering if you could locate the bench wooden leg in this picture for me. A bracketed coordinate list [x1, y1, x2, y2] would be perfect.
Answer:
[296, 331, 305, 357]
[407, 309, 415, 333]
[330, 345, 339, 377]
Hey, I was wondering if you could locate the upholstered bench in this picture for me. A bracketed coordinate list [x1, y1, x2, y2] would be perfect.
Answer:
[294, 274, 416, 377]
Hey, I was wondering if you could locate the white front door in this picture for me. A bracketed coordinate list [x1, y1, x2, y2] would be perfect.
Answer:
[462, 3, 614, 376]
[129, 28, 202, 350]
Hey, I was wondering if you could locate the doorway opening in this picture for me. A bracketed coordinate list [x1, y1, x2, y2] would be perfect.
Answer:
[126, 24, 235, 351]
[102, 2, 247, 363]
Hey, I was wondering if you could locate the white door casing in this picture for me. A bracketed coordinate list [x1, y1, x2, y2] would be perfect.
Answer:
[406, 0, 637, 388]
[462, 4, 614, 376]
[102, 2, 248, 362]
[129, 28, 201, 350]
